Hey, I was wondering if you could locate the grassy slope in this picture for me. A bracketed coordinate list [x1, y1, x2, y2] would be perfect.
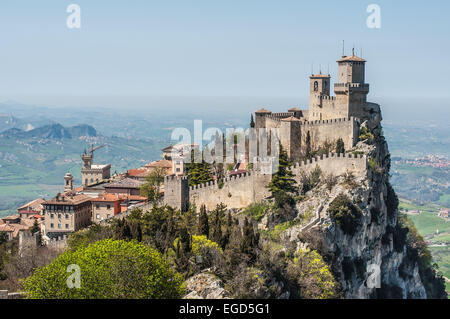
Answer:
[399, 198, 450, 293]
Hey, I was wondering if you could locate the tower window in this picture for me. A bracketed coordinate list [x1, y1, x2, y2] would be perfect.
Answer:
[314, 81, 318, 91]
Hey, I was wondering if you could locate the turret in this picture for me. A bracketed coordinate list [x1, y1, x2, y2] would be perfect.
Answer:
[64, 172, 74, 192]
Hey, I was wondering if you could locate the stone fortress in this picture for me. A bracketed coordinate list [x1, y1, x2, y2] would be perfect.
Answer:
[165, 50, 379, 212]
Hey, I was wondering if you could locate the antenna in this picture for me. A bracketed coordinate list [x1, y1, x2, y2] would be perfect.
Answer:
[327, 63, 330, 75]
[342, 40, 345, 56]
[311, 63, 314, 75]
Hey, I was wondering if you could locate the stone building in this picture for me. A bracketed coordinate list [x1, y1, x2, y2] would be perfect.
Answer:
[81, 147, 111, 187]
[42, 193, 92, 240]
[253, 50, 378, 159]
[164, 51, 377, 212]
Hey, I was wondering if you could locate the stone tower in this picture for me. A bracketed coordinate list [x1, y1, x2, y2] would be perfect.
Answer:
[334, 49, 369, 118]
[163, 175, 189, 212]
[81, 151, 92, 170]
[64, 172, 74, 192]
[309, 73, 331, 120]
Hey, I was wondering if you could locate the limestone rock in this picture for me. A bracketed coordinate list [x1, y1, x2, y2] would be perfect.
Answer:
[183, 272, 229, 299]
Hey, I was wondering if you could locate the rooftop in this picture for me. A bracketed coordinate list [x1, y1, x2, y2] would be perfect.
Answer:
[310, 73, 331, 78]
[44, 193, 92, 205]
[104, 178, 144, 189]
[337, 54, 366, 63]
[18, 198, 45, 211]
[255, 108, 272, 113]
[145, 159, 172, 169]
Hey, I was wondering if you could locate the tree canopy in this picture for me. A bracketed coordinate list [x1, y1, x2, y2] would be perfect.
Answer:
[22, 239, 184, 299]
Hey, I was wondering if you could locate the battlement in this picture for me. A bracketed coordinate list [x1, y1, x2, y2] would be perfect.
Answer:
[262, 113, 294, 122]
[189, 171, 252, 192]
[300, 117, 359, 127]
[319, 95, 336, 101]
[290, 152, 367, 178]
[164, 175, 188, 182]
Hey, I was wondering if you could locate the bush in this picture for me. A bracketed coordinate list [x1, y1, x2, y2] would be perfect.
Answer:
[328, 194, 362, 235]
[242, 202, 271, 222]
[22, 239, 184, 299]
[191, 235, 222, 256]
[359, 127, 374, 143]
[286, 249, 337, 299]
[324, 173, 338, 191]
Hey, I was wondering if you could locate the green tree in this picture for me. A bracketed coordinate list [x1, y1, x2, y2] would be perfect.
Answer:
[267, 144, 297, 206]
[140, 166, 165, 203]
[22, 239, 184, 299]
[305, 131, 312, 159]
[335, 138, 345, 154]
[30, 220, 40, 235]
[186, 149, 212, 187]
[197, 205, 209, 237]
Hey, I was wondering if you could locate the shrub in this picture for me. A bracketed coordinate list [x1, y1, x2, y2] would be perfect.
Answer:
[343, 170, 358, 188]
[324, 173, 338, 191]
[328, 194, 362, 235]
[22, 239, 184, 299]
[191, 235, 222, 256]
[242, 202, 271, 222]
[286, 249, 337, 299]
[359, 127, 374, 143]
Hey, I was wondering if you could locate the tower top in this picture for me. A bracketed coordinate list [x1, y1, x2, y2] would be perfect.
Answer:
[337, 53, 366, 63]
[310, 73, 331, 79]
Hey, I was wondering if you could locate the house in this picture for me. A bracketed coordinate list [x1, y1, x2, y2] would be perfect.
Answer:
[104, 178, 144, 196]
[91, 193, 147, 222]
[91, 193, 122, 222]
[17, 198, 45, 219]
[42, 193, 92, 240]
[127, 168, 150, 181]
[162, 144, 199, 176]
[438, 209, 449, 219]
[144, 159, 173, 175]
[0, 215, 37, 241]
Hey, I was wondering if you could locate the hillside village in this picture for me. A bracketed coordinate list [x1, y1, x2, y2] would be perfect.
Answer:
[1, 51, 448, 299]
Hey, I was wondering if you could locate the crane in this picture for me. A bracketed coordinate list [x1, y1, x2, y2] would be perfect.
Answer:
[88, 144, 106, 155]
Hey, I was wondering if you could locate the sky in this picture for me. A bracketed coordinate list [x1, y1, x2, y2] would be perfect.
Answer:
[0, 0, 449, 110]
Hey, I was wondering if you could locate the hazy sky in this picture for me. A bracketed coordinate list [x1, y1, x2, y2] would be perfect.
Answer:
[0, 0, 449, 107]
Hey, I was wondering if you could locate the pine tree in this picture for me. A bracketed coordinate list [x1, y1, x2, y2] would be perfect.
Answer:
[30, 219, 40, 234]
[336, 138, 345, 154]
[186, 148, 212, 187]
[250, 114, 255, 128]
[198, 204, 209, 237]
[267, 144, 297, 195]
[211, 203, 226, 244]
[305, 131, 312, 159]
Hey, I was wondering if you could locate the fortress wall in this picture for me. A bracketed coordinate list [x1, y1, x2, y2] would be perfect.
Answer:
[189, 172, 271, 211]
[291, 153, 367, 181]
[300, 117, 359, 151]
[164, 154, 367, 212]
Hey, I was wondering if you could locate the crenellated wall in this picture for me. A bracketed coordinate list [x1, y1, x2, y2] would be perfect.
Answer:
[290, 152, 367, 183]
[189, 172, 271, 211]
[164, 154, 367, 212]
[300, 117, 359, 151]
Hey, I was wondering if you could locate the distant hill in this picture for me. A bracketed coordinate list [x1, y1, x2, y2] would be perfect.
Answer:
[0, 123, 97, 139]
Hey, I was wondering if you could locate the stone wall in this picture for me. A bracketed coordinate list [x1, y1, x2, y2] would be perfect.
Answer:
[300, 117, 359, 152]
[189, 172, 271, 212]
[164, 154, 367, 212]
